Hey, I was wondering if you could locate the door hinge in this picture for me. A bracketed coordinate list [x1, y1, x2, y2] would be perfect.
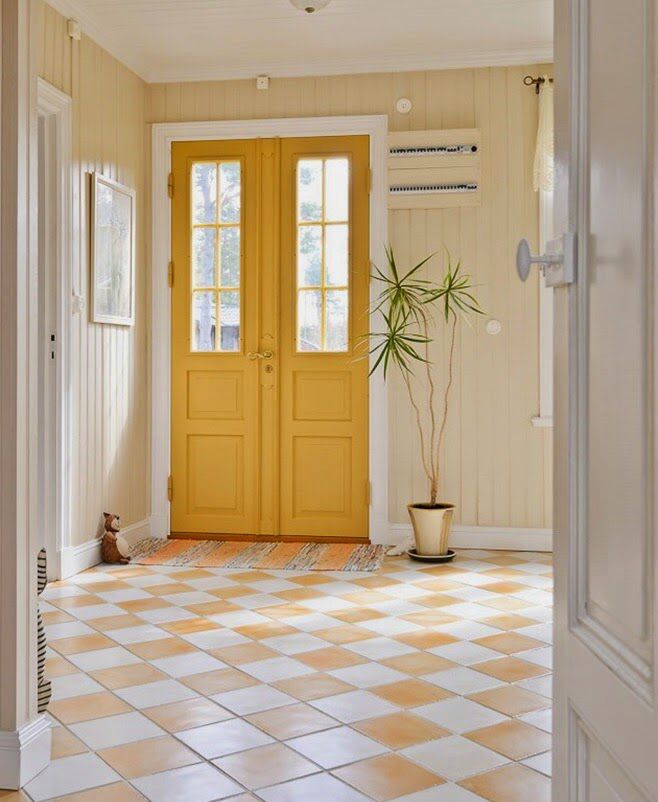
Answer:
[167, 475, 173, 502]
[168, 260, 174, 288]
[167, 172, 174, 199]
[366, 167, 373, 194]
[366, 481, 371, 505]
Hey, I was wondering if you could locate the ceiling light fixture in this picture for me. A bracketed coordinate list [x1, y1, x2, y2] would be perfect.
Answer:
[289, 0, 332, 13]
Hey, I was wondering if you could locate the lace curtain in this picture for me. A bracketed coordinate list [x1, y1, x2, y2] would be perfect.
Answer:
[533, 77, 554, 192]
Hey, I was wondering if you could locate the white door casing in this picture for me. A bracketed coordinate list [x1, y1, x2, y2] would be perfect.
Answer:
[552, 0, 658, 799]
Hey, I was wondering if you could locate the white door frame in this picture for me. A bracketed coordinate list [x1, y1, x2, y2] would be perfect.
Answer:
[151, 115, 389, 543]
[36, 78, 73, 581]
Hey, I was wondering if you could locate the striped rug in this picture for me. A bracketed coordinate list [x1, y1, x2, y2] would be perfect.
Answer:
[130, 538, 386, 572]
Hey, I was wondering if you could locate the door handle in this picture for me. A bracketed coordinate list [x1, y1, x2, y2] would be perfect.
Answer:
[247, 350, 274, 361]
[516, 233, 576, 287]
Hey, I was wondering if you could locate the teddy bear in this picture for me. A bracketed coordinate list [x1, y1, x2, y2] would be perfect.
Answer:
[101, 512, 131, 564]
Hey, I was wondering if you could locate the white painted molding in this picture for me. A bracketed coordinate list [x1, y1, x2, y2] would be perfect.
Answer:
[59, 519, 151, 578]
[151, 115, 389, 543]
[41, 3, 553, 83]
[388, 523, 553, 552]
[532, 415, 554, 428]
[36, 78, 74, 582]
[0, 716, 52, 790]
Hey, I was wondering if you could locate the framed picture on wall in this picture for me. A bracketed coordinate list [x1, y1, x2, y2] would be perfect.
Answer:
[91, 173, 136, 325]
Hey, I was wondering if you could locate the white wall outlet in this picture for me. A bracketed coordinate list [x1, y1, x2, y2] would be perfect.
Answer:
[256, 75, 270, 91]
[396, 97, 413, 114]
[67, 19, 81, 41]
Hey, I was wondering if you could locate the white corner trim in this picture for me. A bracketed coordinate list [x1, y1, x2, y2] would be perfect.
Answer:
[532, 415, 554, 428]
[388, 523, 553, 552]
[151, 115, 389, 543]
[535, 188, 554, 425]
[59, 518, 151, 578]
[0, 716, 52, 790]
[37, 78, 74, 582]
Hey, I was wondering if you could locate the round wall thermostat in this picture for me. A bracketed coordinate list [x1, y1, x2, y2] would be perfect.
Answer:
[396, 98, 413, 114]
[486, 319, 502, 335]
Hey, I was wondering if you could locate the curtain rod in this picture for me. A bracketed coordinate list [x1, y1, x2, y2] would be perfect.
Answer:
[523, 75, 554, 94]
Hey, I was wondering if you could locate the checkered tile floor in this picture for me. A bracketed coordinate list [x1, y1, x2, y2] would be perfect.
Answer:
[26, 549, 552, 802]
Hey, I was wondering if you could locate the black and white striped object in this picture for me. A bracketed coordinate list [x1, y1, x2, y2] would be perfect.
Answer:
[37, 548, 51, 714]
[390, 182, 478, 195]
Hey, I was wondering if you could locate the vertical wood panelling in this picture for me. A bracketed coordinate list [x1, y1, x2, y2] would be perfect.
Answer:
[147, 66, 552, 530]
[38, 2, 148, 546]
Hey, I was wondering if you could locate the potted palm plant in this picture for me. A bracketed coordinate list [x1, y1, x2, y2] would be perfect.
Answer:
[369, 247, 483, 560]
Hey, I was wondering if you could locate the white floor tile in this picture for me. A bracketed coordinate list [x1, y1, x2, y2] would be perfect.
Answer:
[132, 762, 242, 802]
[402, 735, 509, 781]
[414, 697, 507, 734]
[516, 623, 553, 644]
[358, 617, 423, 636]
[211, 610, 273, 628]
[280, 613, 340, 632]
[97, 588, 152, 603]
[517, 646, 553, 669]
[181, 628, 251, 650]
[72, 603, 127, 621]
[45, 621, 95, 640]
[135, 606, 197, 624]
[107, 624, 172, 645]
[328, 662, 407, 689]
[345, 636, 416, 660]
[522, 750, 552, 776]
[163, 591, 219, 606]
[212, 684, 296, 715]
[176, 718, 273, 758]
[435, 621, 501, 641]
[24, 752, 120, 801]
[66, 646, 141, 672]
[298, 596, 356, 612]
[70, 711, 165, 750]
[286, 725, 386, 768]
[392, 785, 488, 802]
[423, 667, 505, 695]
[151, 651, 227, 678]
[516, 674, 553, 698]
[262, 632, 328, 655]
[257, 772, 372, 802]
[115, 678, 199, 708]
[240, 656, 314, 683]
[233, 593, 289, 609]
[309, 690, 398, 723]
[51, 672, 104, 700]
[428, 642, 503, 666]
[519, 707, 552, 733]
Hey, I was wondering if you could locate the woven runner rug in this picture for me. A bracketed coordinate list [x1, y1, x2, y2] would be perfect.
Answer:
[130, 538, 386, 572]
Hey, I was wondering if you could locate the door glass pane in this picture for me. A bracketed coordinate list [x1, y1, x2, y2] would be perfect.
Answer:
[192, 228, 217, 288]
[192, 163, 217, 224]
[325, 158, 349, 222]
[190, 160, 242, 352]
[325, 290, 348, 351]
[295, 156, 351, 352]
[220, 291, 240, 352]
[298, 225, 322, 286]
[298, 290, 322, 352]
[193, 291, 216, 351]
[220, 227, 240, 287]
[297, 160, 323, 222]
[219, 162, 241, 223]
[325, 224, 348, 287]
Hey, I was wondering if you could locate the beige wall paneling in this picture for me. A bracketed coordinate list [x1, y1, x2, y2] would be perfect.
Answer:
[147, 66, 552, 531]
[38, 2, 149, 549]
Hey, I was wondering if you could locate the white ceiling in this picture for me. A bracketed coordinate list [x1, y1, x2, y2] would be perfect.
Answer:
[46, 0, 553, 83]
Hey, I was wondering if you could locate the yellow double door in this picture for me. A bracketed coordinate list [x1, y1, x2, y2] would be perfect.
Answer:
[171, 136, 370, 540]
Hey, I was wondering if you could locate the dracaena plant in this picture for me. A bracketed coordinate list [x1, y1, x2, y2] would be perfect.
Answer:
[368, 247, 483, 506]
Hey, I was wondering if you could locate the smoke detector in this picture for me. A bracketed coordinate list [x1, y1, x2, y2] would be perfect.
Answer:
[289, 0, 332, 12]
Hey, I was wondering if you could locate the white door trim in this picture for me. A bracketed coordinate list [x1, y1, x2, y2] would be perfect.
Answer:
[151, 115, 389, 543]
[36, 78, 73, 580]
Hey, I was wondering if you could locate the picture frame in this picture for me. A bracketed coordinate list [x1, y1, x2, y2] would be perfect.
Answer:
[90, 173, 136, 325]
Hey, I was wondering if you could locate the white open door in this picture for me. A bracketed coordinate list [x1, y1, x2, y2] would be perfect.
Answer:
[550, 0, 657, 798]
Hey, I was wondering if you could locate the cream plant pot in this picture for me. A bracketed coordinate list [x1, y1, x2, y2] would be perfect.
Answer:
[407, 503, 455, 556]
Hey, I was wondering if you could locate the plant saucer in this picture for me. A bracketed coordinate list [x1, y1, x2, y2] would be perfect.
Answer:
[407, 548, 456, 563]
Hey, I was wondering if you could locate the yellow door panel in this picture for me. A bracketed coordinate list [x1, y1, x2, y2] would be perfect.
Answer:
[171, 135, 369, 539]
[171, 140, 259, 534]
[279, 136, 370, 538]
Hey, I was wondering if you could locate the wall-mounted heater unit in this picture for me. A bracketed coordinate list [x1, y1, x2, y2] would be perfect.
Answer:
[388, 128, 481, 209]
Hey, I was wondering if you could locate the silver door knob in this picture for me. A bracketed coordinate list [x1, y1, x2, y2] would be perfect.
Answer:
[247, 350, 274, 360]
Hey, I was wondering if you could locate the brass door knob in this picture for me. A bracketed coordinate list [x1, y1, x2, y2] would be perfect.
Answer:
[247, 350, 274, 361]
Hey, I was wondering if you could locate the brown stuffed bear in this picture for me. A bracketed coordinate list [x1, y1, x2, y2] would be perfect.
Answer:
[101, 512, 131, 564]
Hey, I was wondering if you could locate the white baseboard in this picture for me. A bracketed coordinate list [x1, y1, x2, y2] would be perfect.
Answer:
[0, 716, 51, 790]
[58, 518, 151, 579]
[382, 523, 553, 552]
